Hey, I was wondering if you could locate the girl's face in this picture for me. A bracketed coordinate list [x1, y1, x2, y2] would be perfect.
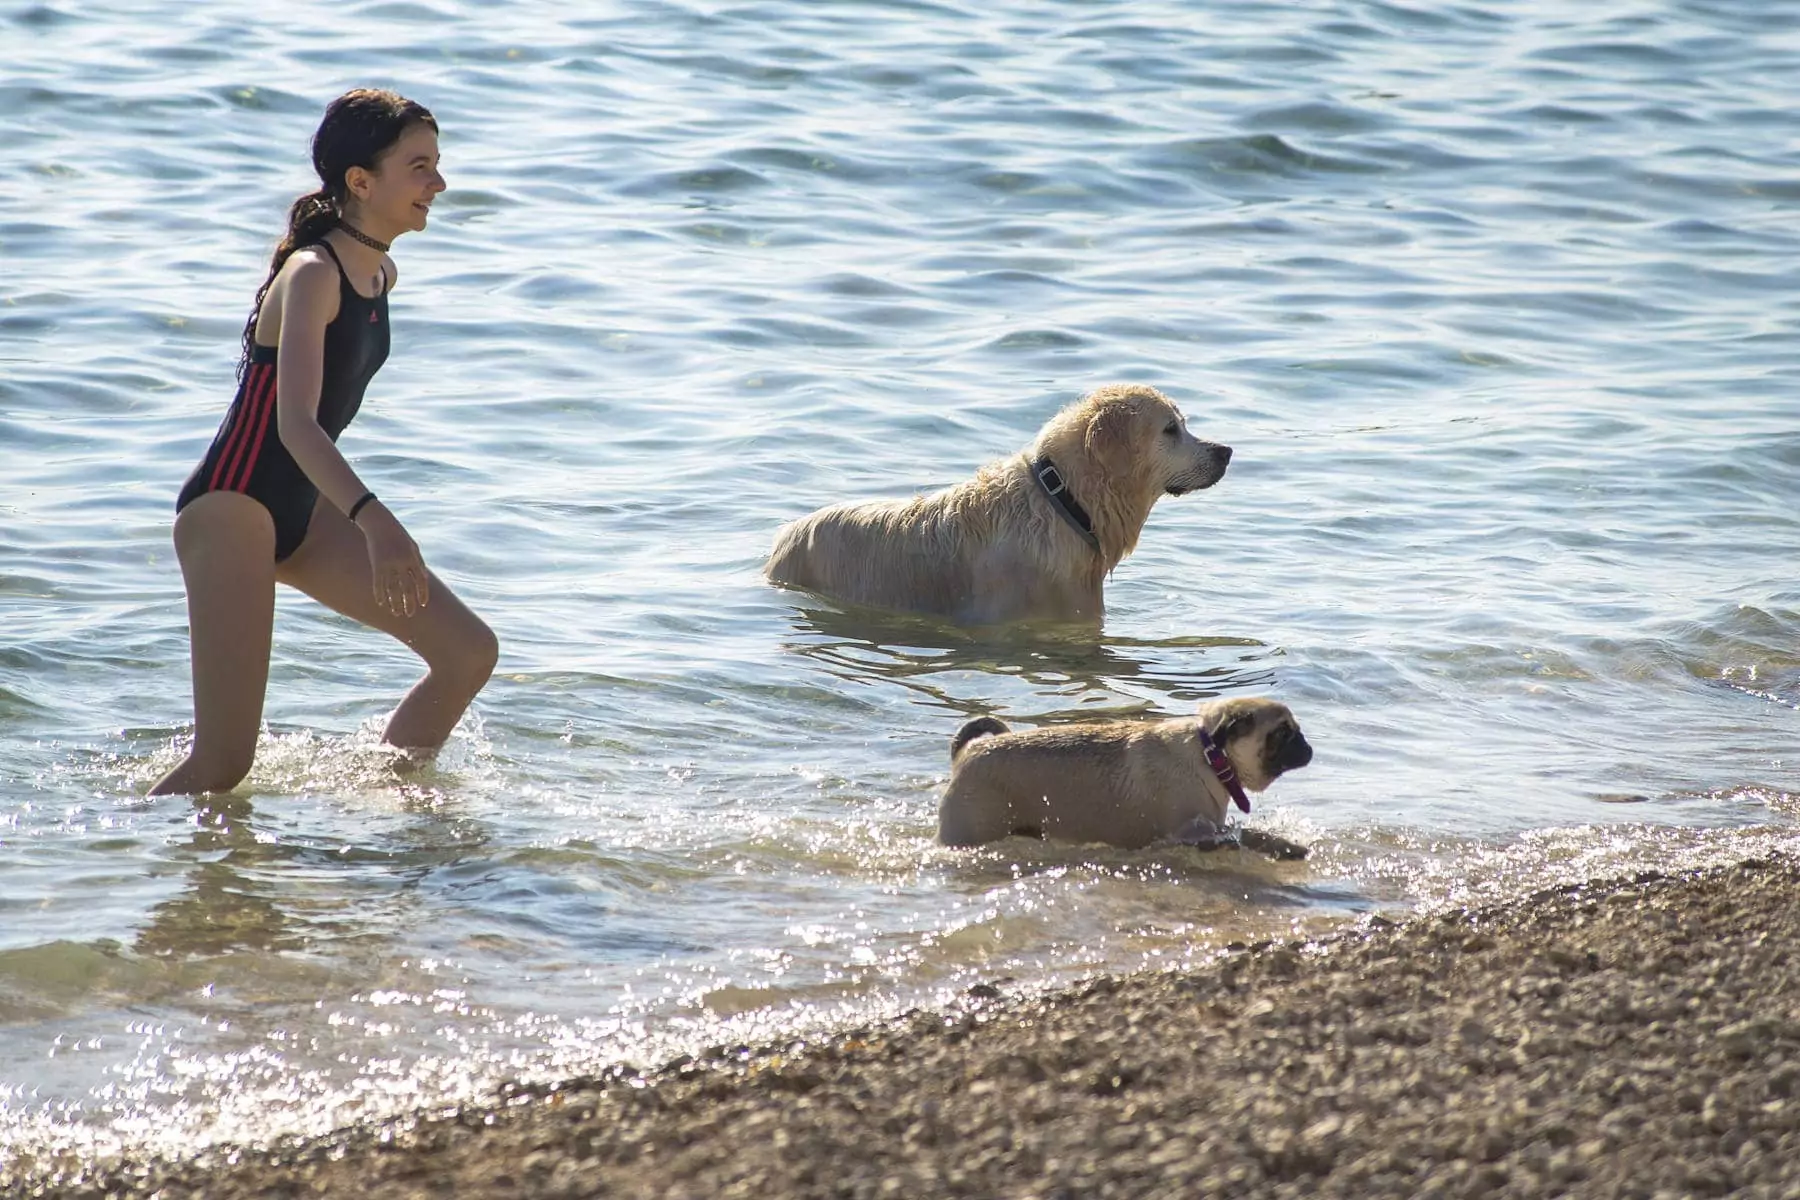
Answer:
[345, 123, 445, 238]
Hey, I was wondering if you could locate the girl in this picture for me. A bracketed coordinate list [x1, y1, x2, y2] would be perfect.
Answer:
[152, 89, 497, 796]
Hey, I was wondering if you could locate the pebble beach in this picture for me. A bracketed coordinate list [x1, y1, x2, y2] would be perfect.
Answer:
[22, 852, 1800, 1199]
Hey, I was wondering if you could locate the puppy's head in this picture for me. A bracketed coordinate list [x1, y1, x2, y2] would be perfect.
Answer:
[1070, 384, 1231, 500]
[1200, 697, 1312, 793]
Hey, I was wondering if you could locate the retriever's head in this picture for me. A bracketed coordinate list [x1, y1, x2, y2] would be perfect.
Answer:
[1042, 384, 1231, 498]
[1032, 385, 1232, 561]
[1089, 385, 1231, 496]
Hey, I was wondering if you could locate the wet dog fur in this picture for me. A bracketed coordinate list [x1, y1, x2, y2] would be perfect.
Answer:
[764, 384, 1231, 625]
[938, 696, 1313, 856]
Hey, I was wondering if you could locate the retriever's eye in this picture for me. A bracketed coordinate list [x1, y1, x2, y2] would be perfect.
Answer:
[1162, 420, 1180, 437]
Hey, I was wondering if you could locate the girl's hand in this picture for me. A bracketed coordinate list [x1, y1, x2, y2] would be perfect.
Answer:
[355, 501, 430, 616]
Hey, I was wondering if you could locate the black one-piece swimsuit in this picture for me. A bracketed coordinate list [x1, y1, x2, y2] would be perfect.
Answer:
[177, 240, 391, 561]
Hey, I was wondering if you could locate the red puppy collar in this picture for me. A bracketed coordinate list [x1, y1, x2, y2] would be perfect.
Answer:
[1197, 725, 1252, 813]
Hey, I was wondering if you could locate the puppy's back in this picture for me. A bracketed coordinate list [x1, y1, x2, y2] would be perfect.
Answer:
[938, 719, 1157, 846]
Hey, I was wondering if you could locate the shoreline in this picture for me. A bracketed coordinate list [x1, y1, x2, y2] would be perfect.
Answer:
[22, 852, 1800, 1199]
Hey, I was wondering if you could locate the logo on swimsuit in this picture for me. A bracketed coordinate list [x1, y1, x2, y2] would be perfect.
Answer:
[369, 311, 380, 324]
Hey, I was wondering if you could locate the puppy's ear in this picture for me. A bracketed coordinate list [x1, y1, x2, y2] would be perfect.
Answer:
[1083, 402, 1137, 471]
[1211, 711, 1256, 745]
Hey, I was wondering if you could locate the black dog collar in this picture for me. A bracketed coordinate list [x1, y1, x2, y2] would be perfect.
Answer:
[1030, 455, 1101, 554]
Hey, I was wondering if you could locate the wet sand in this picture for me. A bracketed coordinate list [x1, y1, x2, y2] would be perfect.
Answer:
[22, 853, 1800, 1199]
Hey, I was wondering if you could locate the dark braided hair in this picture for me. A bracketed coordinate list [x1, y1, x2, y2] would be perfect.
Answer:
[239, 88, 437, 377]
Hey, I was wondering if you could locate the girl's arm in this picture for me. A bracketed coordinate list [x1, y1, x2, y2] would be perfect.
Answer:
[273, 252, 429, 614]
[273, 253, 374, 514]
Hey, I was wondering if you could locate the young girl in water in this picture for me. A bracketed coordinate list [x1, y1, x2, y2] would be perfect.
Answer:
[152, 89, 498, 795]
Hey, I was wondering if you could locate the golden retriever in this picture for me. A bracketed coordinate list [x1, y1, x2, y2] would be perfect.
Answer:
[938, 696, 1313, 856]
[764, 384, 1231, 625]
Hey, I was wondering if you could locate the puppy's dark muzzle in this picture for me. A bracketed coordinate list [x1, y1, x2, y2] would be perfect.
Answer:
[1266, 729, 1313, 778]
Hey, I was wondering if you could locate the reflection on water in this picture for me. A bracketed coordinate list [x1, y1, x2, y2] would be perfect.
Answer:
[134, 797, 297, 959]
[130, 788, 492, 965]
[782, 599, 1275, 725]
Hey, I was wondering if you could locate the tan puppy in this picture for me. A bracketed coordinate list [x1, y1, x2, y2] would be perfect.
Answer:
[764, 384, 1231, 625]
[938, 697, 1313, 856]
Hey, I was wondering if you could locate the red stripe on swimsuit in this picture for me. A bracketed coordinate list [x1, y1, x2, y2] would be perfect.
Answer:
[227, 364, 280, 491]
[209, 361, 272, 491]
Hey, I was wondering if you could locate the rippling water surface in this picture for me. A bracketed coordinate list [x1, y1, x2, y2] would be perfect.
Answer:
[4, 0, 1799, 1171]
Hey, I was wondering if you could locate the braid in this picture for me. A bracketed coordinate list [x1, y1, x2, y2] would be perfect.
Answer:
[237, 187, 340, 378]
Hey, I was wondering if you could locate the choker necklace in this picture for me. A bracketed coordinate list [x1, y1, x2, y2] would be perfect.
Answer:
[337, 222, 390, 253]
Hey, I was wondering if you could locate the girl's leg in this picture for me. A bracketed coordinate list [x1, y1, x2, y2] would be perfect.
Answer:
[150, 493, 278, 795]
[275, 498, 497, 749]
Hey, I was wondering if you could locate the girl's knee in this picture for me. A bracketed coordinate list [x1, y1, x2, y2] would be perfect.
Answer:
[469, 620, 499, 685]
[433, 617, 498, 692]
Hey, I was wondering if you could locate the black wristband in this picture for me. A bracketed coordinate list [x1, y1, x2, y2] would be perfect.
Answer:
[348, 491, 378, 522]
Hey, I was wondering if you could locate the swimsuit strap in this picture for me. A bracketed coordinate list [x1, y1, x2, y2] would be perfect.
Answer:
[312, 238, 350, 281]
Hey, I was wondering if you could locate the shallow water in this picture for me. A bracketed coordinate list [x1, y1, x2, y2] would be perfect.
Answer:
[4, 0, 1799, 1171]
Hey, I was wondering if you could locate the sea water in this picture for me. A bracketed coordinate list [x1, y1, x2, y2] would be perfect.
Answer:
[3, 0, 1797, 1171]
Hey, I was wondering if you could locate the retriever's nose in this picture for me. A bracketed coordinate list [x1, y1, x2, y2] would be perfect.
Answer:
[1216, 444, 1233, 463]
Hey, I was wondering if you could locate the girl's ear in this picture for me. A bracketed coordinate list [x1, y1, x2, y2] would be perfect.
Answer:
[345, 164, 372, 202]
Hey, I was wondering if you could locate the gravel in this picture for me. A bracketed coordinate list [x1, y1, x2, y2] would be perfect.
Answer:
[19, 854, 1800, 1200]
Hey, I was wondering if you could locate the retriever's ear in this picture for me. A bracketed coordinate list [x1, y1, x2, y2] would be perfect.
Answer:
[1083, 402, 1137, 471]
